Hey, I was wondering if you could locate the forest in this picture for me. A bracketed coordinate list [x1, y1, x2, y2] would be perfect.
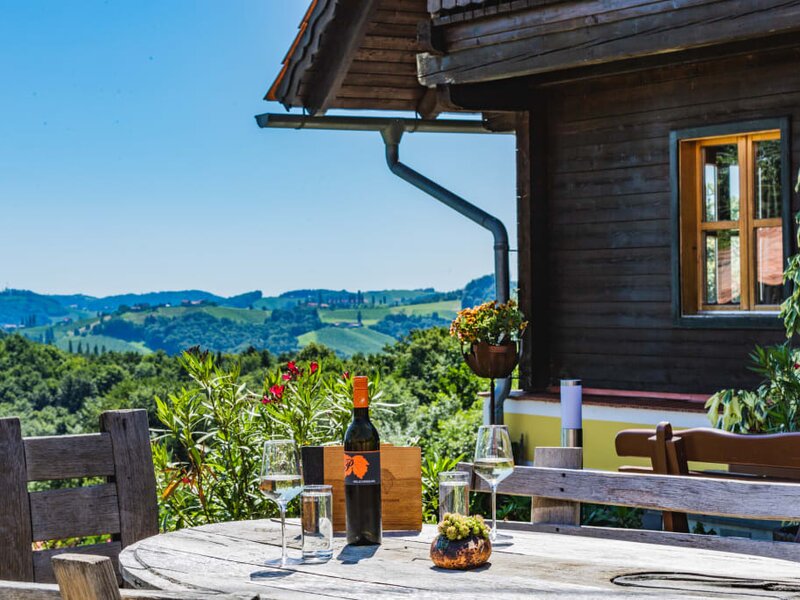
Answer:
[0, 327, 484, 456]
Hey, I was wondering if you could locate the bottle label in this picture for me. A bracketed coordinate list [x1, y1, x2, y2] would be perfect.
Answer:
[344, 450, 381, 486]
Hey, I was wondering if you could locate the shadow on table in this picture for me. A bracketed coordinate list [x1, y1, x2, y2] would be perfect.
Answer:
[336, 545, 379, 564]
[430, 563, 492, 574]
[250, 569, 295, 580]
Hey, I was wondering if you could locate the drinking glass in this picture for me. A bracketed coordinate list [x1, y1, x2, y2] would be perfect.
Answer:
[439, 471, 469, 521]
[259, 439, 303, 567]
[301, 485, 333, 562]
[474, 425, 514, 542]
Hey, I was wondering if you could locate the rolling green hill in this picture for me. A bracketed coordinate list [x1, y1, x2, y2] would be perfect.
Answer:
[5, 277, 503, 358]
[298, 327, 396, 357]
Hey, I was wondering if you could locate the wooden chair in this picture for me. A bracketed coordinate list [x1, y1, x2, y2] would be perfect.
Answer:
[615, 421, 800, 532]
[0, 554, 258, 599]
[0, 410, 159, 583]
[459, 445, 800, 562]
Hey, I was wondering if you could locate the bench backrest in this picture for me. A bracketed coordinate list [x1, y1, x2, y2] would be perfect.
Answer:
[0, 410, 158, 583]
[0, 554, 258, 600]
[460, 445, 800, 562]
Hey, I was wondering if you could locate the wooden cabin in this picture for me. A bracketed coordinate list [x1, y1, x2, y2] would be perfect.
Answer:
[266, 0, 800, 466]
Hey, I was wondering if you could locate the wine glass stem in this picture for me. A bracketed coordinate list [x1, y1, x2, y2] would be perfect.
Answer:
[491, 484, 497, 541]
[280, 505, 287, 567]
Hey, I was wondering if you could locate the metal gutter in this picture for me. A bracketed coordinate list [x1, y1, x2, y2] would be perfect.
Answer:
[256, 113, 514, 424]
[255, 114, 504, 135]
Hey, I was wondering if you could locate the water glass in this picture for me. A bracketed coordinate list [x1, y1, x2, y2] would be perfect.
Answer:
[301, 485, 333, 562]
[439, 471, 469, 521]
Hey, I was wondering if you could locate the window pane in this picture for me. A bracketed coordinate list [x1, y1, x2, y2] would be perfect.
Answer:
[756, 226, 784, 305]
[704, 230, 740, 305]
[755, 139, 782, 219]
[703, 144, 739, 222]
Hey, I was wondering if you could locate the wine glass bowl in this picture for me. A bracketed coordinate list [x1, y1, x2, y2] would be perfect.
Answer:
[474, 425, 514, 542]
[260, 439, 302, 566]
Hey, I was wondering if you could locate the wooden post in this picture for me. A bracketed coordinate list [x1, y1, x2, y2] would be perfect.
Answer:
[100, 410, 159, 548]
[52, 554, 121, 600]
[517, 105, 551, 391]
[531, 447, 582, 526]
[0, 417, 34, 581]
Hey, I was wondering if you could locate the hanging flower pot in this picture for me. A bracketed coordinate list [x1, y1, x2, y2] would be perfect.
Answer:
[450, 299, 527, 379]
[463, 340, 518, 379]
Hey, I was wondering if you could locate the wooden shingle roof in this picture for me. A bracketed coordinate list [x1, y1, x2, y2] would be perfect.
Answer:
[267, 0, 430, 115]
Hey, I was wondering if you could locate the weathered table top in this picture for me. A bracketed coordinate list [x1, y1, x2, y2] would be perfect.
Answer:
[120, 520, 800, 599]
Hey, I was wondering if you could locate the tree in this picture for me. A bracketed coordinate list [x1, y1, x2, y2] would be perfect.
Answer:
[68, 340, 73, 353]
[357, 310, 363, 326]
[76, 342, 82, 354]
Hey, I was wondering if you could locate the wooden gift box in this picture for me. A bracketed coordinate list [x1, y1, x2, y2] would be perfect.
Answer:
[301, 444, 422, 532]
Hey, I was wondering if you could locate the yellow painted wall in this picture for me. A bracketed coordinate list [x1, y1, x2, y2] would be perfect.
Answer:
[506, 414, 654, 471]
[506, 413, 719, 472]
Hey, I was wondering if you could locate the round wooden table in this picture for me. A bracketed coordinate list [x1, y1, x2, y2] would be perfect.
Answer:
[120, 519, 800, 599]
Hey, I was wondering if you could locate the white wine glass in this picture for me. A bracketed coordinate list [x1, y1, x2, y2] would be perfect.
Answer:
[259, 439, 303, 567]
[474, 425, 514, 542]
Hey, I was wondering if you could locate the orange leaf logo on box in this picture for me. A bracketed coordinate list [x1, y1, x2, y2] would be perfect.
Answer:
[344, 454, 370, 479]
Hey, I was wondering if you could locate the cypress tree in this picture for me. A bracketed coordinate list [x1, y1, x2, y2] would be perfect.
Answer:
[68, 340, 73, 353]
[77, 342, 83, 354]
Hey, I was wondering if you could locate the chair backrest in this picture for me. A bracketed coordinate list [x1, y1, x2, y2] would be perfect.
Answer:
[460, 445, 800, 562]
[615, 421, 800, 531]
[616, 421, 800, 474]
[0, 410, 158, 583]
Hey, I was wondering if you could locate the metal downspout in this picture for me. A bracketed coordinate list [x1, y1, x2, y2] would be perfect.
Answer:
[381, 122, 511, 425]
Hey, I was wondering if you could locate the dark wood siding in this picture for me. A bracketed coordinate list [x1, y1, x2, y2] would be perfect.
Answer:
[537, 45, 800, 394]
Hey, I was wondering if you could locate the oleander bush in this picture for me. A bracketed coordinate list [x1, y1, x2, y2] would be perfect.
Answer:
[153, 348, 385, 530]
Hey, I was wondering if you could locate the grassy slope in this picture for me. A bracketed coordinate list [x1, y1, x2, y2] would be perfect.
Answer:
[54, 334, 150, 354]
[121, 305, 270, 324]
[298, 327, 396, 357]
[318, 300, 459, 326]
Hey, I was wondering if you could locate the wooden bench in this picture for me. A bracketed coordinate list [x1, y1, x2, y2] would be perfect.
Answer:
[0, 554, 257, 599]
[0, 410, 159, 583]
[460, 445, 800, 562]
[615, 421, 800, 532]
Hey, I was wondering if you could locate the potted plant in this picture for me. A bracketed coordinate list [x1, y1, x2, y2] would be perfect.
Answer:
[450, 299, 527, 379]
[430, 513, 492, 570]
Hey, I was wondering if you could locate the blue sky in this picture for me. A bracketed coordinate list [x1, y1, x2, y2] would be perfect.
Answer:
[0, 1, 516, 297]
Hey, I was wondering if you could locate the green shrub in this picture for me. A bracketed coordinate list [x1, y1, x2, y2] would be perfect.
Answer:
[152, 348, 386, 530]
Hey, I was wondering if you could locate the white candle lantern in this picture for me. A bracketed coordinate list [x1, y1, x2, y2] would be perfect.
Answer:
[560, 379, 582, 448]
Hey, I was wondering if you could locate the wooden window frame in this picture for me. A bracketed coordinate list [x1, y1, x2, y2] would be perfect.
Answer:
[670, 118, 792, 329]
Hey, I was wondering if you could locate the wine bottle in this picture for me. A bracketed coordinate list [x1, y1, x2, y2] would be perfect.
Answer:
[343, 375, 382, 545]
